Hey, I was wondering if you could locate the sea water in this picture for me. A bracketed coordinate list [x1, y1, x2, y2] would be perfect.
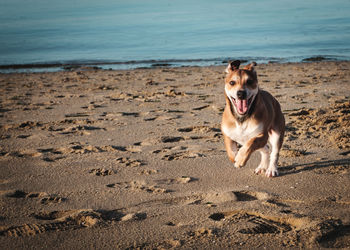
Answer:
[0, 0, 349, 70]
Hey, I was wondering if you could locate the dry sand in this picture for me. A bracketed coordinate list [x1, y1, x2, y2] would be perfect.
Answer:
[0, 61, 349, 249]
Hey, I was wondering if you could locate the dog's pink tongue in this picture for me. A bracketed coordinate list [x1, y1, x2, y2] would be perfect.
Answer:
[237, 99, 248, 114]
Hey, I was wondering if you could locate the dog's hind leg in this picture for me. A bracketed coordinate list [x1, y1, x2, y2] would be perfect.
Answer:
[266, 130, 282, 177]
[255, 144, 270, 174]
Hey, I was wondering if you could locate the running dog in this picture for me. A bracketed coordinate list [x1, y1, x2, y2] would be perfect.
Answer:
[221, 60, 285, 177]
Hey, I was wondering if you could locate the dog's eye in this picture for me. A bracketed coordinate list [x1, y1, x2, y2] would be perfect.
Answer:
[229, 81, 236, 86]
[246, 79, 254, 85]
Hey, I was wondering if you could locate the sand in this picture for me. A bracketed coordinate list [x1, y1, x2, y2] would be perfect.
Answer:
[0, 61, 349, 249]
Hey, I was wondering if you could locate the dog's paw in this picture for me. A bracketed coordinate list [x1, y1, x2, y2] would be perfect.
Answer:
[255, 165, 266, 174]
[234, 161, 242, 168]
[234, 150, 247, 168]
[265, 168, 279, 177]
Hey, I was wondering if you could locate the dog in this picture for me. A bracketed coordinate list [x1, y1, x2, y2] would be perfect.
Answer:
[221, 60, 285, 177]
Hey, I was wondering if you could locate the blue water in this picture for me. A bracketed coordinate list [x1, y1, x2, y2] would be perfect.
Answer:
[1, 0, 350, 70]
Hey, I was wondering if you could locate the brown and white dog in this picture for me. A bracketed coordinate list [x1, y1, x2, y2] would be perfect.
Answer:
[221, 60, 285, 177]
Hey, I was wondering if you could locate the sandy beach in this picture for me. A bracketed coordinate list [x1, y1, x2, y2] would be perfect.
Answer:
[0, 61, 349, 249]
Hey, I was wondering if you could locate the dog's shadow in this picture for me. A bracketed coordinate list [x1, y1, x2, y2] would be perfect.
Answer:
[279, 158, 350, 176]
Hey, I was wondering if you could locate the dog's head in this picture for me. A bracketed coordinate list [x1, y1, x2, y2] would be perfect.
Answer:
[224, 60, 258, 117]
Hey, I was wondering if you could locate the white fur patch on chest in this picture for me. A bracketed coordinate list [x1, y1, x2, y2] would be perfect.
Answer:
[222, 120, 263, 145]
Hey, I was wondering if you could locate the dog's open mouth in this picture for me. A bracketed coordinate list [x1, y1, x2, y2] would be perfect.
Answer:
[230, 96, 254, 115]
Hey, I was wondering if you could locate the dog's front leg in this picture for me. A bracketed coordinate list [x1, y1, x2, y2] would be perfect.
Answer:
[235, 133, 268, 168]
[224, 134, 238, 163]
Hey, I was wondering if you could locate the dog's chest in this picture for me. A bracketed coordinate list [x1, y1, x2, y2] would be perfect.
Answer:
[222, 120, 263, 145]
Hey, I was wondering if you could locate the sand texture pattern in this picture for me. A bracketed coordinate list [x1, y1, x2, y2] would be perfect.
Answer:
[0, 61, 349, 249]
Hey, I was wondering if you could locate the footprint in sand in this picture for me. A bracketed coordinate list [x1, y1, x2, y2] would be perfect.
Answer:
[153, 144, 214, 161]
[0, 209, 146, 237]
[106, 180, 172, 194]
[5, 149, 43, 158]
[161, 151, 205, 161]
[177, 125, 221, 133]
[116, 157, 145, 167]
[89, 168, 115, 176]
[160, 136, 185, 143]
[202, 190, 271, 205]
[117, 112, 141, 117]
[208, 211, 293, 234]
[192, 105, 210, 111]
[155, 176, 198, 185]
[59, 125, 106, 135]
[4, 119, 99, 133]
[17, 134, 32, 139]
[178, 125, 222, 141]
[134, 138, 159, 146]
[4, 121, 44, 130]
[144, 114, 182, 121]
[143, 109, 184, 121]
[280, 146, 309, 157]
[139, 169, 159, 175]
[127, 238, 183, 249]
[81, 102, 107, 110]
[160, 135, 211, 144]
[36, 143, 139, 161]
[65, 112, 90, 118]
[40, 196, 66, 205]
[189, 227, 220, 238]
[3, 190, 66, 205]
[206, 209, 346, 247]
[5, 190, 47, 198]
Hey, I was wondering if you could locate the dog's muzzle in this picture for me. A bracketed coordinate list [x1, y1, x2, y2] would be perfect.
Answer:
[229, 92, 255, 115]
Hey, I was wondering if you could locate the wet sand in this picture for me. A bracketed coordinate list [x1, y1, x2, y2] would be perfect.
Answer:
[0, 61, 349, 249]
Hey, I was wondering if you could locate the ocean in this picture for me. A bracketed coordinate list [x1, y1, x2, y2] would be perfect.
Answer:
[1, 0, 350, 71]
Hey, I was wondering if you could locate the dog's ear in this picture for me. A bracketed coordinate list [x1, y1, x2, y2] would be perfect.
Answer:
[225, 60, 241, 73]
[244, 62, 257, 71]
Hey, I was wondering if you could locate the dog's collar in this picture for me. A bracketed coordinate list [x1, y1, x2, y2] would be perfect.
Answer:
[226, 90, 259, 123]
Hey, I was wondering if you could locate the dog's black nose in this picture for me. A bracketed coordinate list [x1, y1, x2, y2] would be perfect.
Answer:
[237, 90, 247, 100]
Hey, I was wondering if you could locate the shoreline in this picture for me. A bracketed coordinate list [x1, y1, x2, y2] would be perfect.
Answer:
[0, 55, 348, 73]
